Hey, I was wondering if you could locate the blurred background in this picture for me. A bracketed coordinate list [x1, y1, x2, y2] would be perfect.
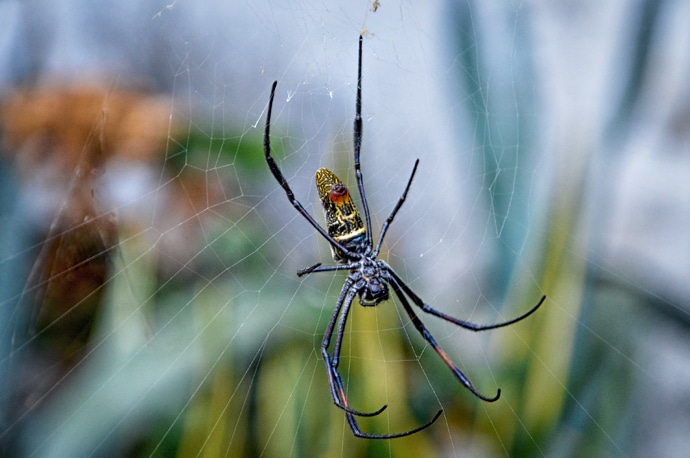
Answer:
[0, 0, 688, 457]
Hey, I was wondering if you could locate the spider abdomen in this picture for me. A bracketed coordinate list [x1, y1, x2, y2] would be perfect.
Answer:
[264, 35, 545, 440]
[315, 167, 367, 262]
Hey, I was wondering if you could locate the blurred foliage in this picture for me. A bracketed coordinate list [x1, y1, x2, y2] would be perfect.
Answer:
[2, 0, 687, 456]
[166, 128, 270, 173]
[2, 106, 559, 457]
[1, 5, 637, 455]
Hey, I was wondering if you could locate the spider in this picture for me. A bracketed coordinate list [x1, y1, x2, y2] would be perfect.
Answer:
[263, 35, 546, 439]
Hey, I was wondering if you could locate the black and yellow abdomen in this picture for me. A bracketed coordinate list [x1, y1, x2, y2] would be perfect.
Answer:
[315, 168, 367, 262]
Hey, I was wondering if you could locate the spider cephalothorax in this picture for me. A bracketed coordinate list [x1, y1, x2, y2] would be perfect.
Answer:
[352, 258, 389, 306]
[263, 34, 546, 439]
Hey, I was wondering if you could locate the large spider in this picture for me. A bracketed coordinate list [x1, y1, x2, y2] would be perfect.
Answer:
[263, 35, 546, 439]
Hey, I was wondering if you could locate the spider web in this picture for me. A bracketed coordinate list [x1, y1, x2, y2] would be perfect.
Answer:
[1, 1, 689, 457]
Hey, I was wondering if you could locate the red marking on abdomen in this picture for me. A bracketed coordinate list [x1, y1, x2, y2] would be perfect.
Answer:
[329, 183, 350, 204]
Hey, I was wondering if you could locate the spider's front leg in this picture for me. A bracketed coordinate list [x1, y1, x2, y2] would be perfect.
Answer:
[385, 263, 546, 402]
[322, 277, 443, 439]
[387, 273, 501, 402]
[321, 280, 388, 417]
[388, 265, 546, 332]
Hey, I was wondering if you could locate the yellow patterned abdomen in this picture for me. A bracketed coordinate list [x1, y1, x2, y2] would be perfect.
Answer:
[315, 168, 367, 262]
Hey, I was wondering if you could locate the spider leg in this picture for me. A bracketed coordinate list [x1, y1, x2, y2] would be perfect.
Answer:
[264, 81, 359, 262]
[297, 262, 355, 278]
[353, 35, 373, 252]
[322, 280, 388, 417]
[324, 280, 443, 439]
[346, 409, 443, 440]
[388, 276, 501, 402]
[387, 264, 546, 331]
[297, 262, 323, 277]
[372, 159, 419, 257]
